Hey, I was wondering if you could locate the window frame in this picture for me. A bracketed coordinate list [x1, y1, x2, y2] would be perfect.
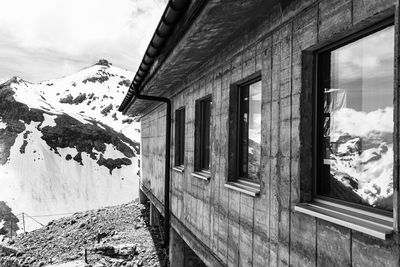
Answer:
[228, 71, 262, 186]
[313, 18, 394, 217]
[237, 77, 262, 183]
[174, 107, 185, 167]
[194, 95, 212, 174]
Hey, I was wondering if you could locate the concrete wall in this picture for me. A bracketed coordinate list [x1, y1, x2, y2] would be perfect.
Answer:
[140, 0, 399, 266]
[141, 107, 166, 205]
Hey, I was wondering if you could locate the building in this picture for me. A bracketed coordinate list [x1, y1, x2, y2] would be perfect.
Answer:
[119, 0, 400, 266]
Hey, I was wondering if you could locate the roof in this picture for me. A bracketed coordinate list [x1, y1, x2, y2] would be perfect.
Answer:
[120, 0, 282, 117]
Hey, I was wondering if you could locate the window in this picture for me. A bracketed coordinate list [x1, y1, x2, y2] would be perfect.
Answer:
[174, 107, 185, 167]
[228, 75, 262, 187]
[194, 96, 212, 173]
[315, 23, 394, 212]
[237, 79, 262, 183]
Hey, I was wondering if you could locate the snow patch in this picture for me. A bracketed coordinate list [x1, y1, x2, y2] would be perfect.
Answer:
[0, 121, 6, 129]
[42, 114, 57, 127]
[101, 144, 127, 159]
[97, 123, 106, 130]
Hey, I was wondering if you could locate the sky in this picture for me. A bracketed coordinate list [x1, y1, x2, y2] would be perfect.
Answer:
[0, 0, 167, 82]
[333, 25, 394, 112]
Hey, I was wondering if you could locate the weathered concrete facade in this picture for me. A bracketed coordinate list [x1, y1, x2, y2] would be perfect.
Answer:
[133, 0, 400, 266]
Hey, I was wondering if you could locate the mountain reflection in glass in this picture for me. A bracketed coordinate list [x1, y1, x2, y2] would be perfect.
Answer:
[239, 80, 261, 182]
[318, 25, 394, 212]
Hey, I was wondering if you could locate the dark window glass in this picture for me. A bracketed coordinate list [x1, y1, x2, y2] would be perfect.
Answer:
[316, 25, 394, 212]
[194, 96, 212, 172]
[200, 98, 212, 170]
[175, 107, 185, 166]
[238, 80, 261, 182]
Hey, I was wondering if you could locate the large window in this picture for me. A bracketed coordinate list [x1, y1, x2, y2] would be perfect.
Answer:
[194, 96, 212, 172]
[174, 107, 185, 167]
[315, 23, 394, 212]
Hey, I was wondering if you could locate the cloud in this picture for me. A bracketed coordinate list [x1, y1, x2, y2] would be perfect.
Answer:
[331, 106, 393, 140]
[0, 0, 167, 81]
[333, 25, 394, 82]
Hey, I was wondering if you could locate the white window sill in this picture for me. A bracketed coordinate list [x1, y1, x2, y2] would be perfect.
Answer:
[192, 171, 210, 181]
[172, 166, 185, 173]
[294, 198, 393, 240]
[224, 180, 260, 197]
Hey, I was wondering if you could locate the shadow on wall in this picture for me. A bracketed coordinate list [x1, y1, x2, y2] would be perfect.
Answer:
[140, 200, 169, 267]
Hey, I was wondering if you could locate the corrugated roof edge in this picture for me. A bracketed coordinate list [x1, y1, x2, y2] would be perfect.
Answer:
[118, 0, 198, 114]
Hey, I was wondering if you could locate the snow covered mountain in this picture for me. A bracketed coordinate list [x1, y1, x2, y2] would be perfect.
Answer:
[0, 60, 141, 231]
[328, 107, 393, 211]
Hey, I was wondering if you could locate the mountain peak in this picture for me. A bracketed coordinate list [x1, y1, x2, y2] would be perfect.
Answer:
[95, 59, 112, 67]
[10, 76, 23, 83]
[0, 76, 25, 88]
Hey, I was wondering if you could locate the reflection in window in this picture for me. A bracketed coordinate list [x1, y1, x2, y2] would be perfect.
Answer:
[194, 96, 212, 172]
[317, 25, 394, 212]
[200, 98, 212, 170]
[174, 107, 185, 166]
[238, 80, 261, 182]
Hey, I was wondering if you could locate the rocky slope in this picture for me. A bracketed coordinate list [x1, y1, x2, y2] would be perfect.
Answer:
[0, 60, 141, 231]
[0, 201, 167, 267]
[0, 202, 19, 238]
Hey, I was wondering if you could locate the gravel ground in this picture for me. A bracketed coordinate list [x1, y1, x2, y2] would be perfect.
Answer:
[0, 201, 168, 267]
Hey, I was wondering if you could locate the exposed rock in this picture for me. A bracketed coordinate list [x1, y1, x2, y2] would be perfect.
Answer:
[59, 94, 73, 104]
[73, 152, 83, 165]
[0, 245, 20, 256]
[117, 79, 131, 87]
[101, 104, 113, 116]
[59, 93, 87, 105]
[19, 140, 28, 154]
[40, 114, 139, 169]
[0, 202, 20, 237]
[121, 119, 133, 125]
[96, 59, 112, 67]
[23, 131, 31, 139]
[82, 76, 109, 84]
[0, 86, 44, 164]
[72, 93, 87, 104]
[97, 155, 131, 174]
